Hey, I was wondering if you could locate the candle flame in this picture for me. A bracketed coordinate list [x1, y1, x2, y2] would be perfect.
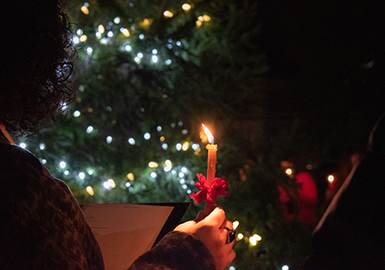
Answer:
[202, 124, 214, 144]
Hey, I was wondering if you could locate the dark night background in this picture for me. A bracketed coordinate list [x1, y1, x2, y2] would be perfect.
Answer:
[259, 0, 385, 153]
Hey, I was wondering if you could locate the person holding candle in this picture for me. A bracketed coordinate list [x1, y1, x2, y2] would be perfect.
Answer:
[0, 1, 235, 269]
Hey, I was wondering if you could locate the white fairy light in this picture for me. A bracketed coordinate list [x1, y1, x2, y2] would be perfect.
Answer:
[151, 55, 159, 63]
[88, 169, 94, 175]
[64, 170, 69, 175]
[128, 138, 136, 145]
[152, 49, 158, 54]
[76, 29, 83, 35]
[144, 132, 151, 140]
[78, 172, 85, 180]
[108, 179, 115, 188]
[134, 57, 141, 64]
[192, 143, 200, 150]
[106, 136, 113, 144]
[86, 46, 93, 55]
[125, 45, 132, 51]
[19, 143, 27, 149]
[157, 126, 162, 132]
[73, 36, 80, 45]
[165, 59, 172, 65]
[179, 172, 185, 178]
[114, 17, 121, 24]
[101, 37, 108, 44]
[179, 179, 185, 184]
[282, 266, 289, 270]
[139, 34, 144, 40]
[39, 143, 45, 150]
[181, 167, 188, 173]
[86, 126, 94, 133]
[176, 143, 182, 151]
[137, 52, 143, 58]
[59, 161, 66, 168]
[73, 110, 81, 117]
[176, 41, 182, 46]
[125, 182, 131, 188]
[233, 221, 239, 229]
[41, 159, 47, 164]
[181, 184, 187, 189]
[150, 172, 157, 178]
[162, 143, 168, 150]
[107, 31, 113, 37]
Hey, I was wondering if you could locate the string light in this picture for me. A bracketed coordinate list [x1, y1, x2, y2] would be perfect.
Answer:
[80, 35, 87, 42]
[125, 45, 132, 51]
[127, 173, 134, 181]
[106, 136, 113, 144]
[164, 160, 172, 172]
[81, 5, 89, 15]
[78, 172, 85, 180]
[120, 28, 130, 37]
[86, 47, 93, 55]
[149, 161, 158, 168]
[98, 24, 105, 34]
[249, 234, 262, 246]
[176, 143, 182, 151]
[59, 161, 67, 168]
[327, 174, 334, 183]
[151, 55, 159, 63]
[163, 10, 173, 18]
[86, 126, 94, 133]
[150, 172, 157, 178]
[114, 17, 121, 24]
[182, 141, 189, 151]
[233, 221, 239, 229]
[144, 132, 151, 140]
[86, 186, 94, 196]
[73, 36, 80, 44]
[182, 3, 191, 11]
[39, 143, 45, 150]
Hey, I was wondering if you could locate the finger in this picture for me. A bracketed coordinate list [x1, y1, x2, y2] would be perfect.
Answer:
[202, 207, 226, 227]
[174, 220, 196, 232]
[225, 220, 234, 230]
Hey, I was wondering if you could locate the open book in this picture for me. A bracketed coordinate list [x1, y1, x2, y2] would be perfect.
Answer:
[83, 203, 189, 270]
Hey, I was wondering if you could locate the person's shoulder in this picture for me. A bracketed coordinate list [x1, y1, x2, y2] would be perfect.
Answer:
[0, 142, 43, 170]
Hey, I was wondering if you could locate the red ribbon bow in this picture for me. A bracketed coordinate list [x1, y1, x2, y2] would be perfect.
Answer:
[189, 173, 229, 206]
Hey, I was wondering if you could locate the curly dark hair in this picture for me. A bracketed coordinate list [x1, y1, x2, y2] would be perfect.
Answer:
[0, 0, 75, 136]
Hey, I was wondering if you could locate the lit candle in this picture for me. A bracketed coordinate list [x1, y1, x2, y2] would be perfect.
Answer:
[202, 124, 217, 185]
